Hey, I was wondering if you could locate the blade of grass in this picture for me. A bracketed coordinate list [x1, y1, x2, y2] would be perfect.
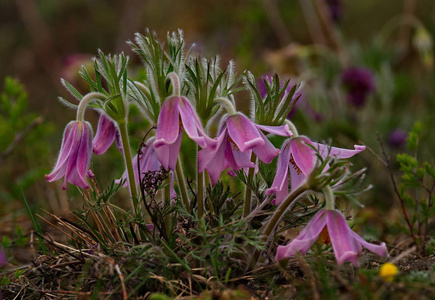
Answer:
[21, 190, 47, 255]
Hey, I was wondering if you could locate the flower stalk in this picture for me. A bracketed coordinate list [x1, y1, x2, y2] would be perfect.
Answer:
[249, 183, 310, 269]
[243, 153, 257, 217]
[118, 120, 139, 214]
[176, 158, 191, 212]
[76, 92, 107, 121]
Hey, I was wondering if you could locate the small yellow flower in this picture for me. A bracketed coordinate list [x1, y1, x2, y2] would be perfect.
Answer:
[379, 263, 398, 282]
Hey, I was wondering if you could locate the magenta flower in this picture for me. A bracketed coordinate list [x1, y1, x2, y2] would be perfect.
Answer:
[116, 137, 177, 198]
[153, 96, 215, 171]
[93, 114, 122, 155]
[46, 121, 94, 189]
[198, 113, 292, 184]
[342, 67, 375, 107]
[266, 137, 365, 204]
[276, 209, 389, 266]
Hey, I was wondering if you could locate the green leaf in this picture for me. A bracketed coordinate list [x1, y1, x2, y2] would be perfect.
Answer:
[0, 276, 11, 285]
[2, 236, 11, 248]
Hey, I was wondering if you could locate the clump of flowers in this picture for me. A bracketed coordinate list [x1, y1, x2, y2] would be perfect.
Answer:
[45, 30, 389, 281]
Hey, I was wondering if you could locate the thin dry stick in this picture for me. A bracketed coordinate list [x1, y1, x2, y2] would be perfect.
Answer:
[299, 0, 327, 46]
[262, 0, 292, 47]
[114, 264, 128, 300]
[398, 0, 418, 47]
[312, 0, 341, 51]
[376, 133, 417, 244]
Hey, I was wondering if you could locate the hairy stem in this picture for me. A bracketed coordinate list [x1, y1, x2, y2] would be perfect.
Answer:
[118, 120, 139, 214]
[176, 158, 191, 212]
[249, 183, 310, 269]
[76, 92, 106, 121]
[243, 153, 257, 217]
[323, 185, 335, 210]
[197, 145, 204, 218]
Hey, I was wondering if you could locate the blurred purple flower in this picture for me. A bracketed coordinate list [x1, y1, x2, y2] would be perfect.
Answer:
[61, 54, 94, 90]
[153, 96, 215, 171]
[276, 209, 389, 266]
[45, 121, 94, 189]
[342, 67, 375, 107]
[387, 129, 408, 148]
[93, 114, 122, 155]
[325, 0, 342, 23]
[0, 248, 6, 266]
[266, 137, 365, 204]
[198, 113, 292, 185]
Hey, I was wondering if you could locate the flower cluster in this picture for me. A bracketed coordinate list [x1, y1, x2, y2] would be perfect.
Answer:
[46, 31, 388, 269]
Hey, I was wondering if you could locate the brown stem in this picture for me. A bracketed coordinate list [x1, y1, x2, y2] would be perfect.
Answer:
[262, 0, 292, 47]
[376, 133, 417, 244]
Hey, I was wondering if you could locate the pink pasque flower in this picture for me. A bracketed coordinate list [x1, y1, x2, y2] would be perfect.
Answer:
[116, 137, 176, 198]
[266, 137, 365, 204]
[46, 121, 94, 189]
[198, 113, 292, 184]
[276, 209, 389, 266]
[153, 96, 215, 171]
[93, 114, 122, 155]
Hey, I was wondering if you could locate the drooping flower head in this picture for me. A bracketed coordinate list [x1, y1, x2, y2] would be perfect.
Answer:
[276, 209, 389, 266]
[93, 114, 122, 155]
[266, 137, 365, 204]
[199, 112, 292, 184]
[45, 121, 94, 189]
[342, 67, 375, 107]
[153, 96, 215, 171]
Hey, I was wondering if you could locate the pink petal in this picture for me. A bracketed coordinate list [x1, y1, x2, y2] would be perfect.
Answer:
[154, 132, 182, 171]
[45, 121, 78, 182]
[198, 131, 228, 185]
[226, 113, 264, 152]
[326, 210, 360, 266]
[230, 146, 255, 169]
[311, 142, 366, 160]
[255, 124, 293, 137]
[276, 209, 327, 261]
[252, 130, 280, 164]
[178, 97, 212, 148]
[93, 114, 117, 155]
[350, 231, 389, 258]
[68, 122, 93, 189]
[154, 97, 180, 148]
[266, 141, 291, 199]
[290, 137, 317, 176]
